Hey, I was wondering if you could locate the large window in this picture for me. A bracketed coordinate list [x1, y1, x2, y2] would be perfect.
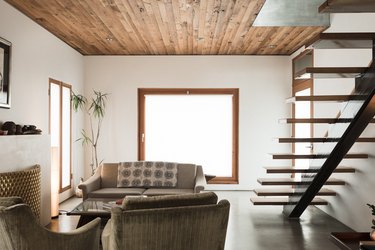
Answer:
[138, 88, 239, 184]
[49, 78, 72, 193]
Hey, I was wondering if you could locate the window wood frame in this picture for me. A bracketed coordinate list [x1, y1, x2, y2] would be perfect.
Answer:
[49, 78, 72, 193]
[138, 88, 239, 184]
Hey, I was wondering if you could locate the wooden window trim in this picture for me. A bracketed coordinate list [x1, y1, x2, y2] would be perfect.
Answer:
[138, 88, 239, 184]
[49, 78, 72, 193]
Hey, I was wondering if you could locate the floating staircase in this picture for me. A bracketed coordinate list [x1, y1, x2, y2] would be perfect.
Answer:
[251, 32, 375, 217]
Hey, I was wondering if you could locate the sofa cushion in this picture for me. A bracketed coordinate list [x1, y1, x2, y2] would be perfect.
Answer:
[117, 162, 178, 188]
[101, 163, 119, 188]
[87, 188, 146, 199]
[123, 192, 218, 211]
[176, 164, 197, 189]
[143, 188, 194, 196]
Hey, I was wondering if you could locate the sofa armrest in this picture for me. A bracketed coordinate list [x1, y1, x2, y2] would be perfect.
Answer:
[194, 165, 206, 193]
[78, 174, 101, 200]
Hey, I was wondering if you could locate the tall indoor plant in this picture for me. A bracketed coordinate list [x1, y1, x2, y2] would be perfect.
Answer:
[71, 90, 108, 175]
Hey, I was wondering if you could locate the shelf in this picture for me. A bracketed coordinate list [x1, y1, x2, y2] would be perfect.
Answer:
[277, 137, 375, 143]
[319, 0, 375, 13]
[264, 166, 355, 174]
[286, 95, 366, 103]
[254, 187, 336, 196]
[271, 153, 368, 159]
[279, 118, 375, 124]
[306, 33, 375, 49]
[294, 67, 368, 79]
[250, 197, 328, 205]
[330, 232, 371, 250]
[257, 177, 345, 185]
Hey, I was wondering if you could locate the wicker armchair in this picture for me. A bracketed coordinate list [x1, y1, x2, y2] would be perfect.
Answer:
[102, 192, 230, 250]
[0, 197, 101, 250]
[0, 165, 41, 218]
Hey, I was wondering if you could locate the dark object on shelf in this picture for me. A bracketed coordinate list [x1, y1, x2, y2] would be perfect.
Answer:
[15, 125, 22, 135]
[22, 125, 42, 135]
[1, 121, 16, 135]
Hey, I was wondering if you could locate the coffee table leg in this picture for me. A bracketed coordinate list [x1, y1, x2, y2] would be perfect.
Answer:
[76, 215, 97, 228]
[76, 215, 109, 228]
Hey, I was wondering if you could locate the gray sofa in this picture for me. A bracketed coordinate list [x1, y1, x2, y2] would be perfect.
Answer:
[79, 162, 206, 200]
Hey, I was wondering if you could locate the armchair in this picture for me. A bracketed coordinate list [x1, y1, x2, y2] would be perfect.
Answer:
[102, 192, 230, 250]
[0, 197, 101, 250]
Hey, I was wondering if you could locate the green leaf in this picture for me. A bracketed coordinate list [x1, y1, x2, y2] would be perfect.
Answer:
[71, 91, 87, 112]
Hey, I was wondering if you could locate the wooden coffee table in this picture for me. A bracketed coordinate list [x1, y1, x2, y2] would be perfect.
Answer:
[67, 198, 120, 228]
[331, 232, 372, 250]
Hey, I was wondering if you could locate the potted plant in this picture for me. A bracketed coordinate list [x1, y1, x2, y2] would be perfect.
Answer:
[367, 203, 375, 240]
[71, 90, 108, 175]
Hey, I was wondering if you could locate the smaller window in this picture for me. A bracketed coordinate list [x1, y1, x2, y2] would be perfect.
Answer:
[49, 78, 72, 193]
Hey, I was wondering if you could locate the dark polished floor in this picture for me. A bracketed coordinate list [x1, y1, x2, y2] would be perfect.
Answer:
[48, 191, 353, 250]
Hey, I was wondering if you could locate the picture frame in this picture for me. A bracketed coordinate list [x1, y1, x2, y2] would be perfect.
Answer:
[0, 37, 11, 109]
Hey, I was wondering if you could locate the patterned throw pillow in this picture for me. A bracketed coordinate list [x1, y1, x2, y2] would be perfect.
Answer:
[117, 161, 178, 188]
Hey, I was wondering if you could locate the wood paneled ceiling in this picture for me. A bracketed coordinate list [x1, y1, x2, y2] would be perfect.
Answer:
[5, 0, 327, 55]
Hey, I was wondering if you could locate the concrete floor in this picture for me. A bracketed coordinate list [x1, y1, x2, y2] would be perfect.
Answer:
[52, 191, 353, 250]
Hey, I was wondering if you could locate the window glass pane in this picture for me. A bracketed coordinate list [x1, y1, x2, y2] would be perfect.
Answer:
[61, 86, 71, 188]
[50, 84, 60, 148]
[145, 95, 233, 177]
[295, 88, 311, 169]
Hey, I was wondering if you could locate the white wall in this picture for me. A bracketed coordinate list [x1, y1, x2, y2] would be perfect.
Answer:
[308, 13, 375, 231]
[0, 1, 85, 202]
[84, 56, 292, 190]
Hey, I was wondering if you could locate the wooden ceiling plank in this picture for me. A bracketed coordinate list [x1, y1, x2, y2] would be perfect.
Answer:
[195, 0, 208, 54]
[171, 0, 186, 54]
[82, 0, 144, 54]
[113, 0, 154, 54]
[149, 0, 174, 54]
[219, 0, 246, 54]
[228, 0, 263, 54]
[141, 0, 168, 55]
[202, 0, 217, 54]
[164, 0, 182, 54]
[210, 0, 235, 54]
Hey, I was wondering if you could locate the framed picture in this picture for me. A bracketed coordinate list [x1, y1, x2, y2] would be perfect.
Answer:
[0, 37, 11, 109]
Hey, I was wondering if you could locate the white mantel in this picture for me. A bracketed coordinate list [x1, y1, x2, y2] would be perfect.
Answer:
[0, 135, 51, 226]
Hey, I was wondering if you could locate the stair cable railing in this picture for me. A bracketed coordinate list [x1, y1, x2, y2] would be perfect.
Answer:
[284, 56, 375, 218]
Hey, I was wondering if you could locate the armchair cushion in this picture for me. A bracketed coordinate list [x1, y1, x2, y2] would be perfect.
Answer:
[0, 198, 101, 250]
[123, 192, 218, 210]
[0, 197, 23, 207]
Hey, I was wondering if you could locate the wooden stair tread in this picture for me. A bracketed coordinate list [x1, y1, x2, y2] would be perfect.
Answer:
[271, 153, 368, 159]
[279, 118, 375, 124]
[306, 33, 375, 49]
[264, 166, 355, 173]
[294, 67, 368, 79]
[286, 95, 366, 103]
[250, 197, 328, 205]
[319, 0, 375, 13]
[277, 137, 375, 143]
[254, 188, 336, 196]
[257, 177, 345, 185]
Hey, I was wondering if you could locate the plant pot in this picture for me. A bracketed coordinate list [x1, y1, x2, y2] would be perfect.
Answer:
[370, 230, 375, 240]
